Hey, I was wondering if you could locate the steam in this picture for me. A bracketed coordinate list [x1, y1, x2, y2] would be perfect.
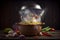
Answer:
[19, 9, 45, 22]
[40, 10, 45, 16]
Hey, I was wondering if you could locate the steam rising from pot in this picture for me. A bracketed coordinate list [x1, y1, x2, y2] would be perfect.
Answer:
[18, 3, 45, 25]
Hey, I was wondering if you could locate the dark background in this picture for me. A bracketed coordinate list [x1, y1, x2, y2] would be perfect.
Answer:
[0, 0, 60, 30]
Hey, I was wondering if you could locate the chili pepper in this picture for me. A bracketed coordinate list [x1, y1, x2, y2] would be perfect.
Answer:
[42, 32, 52, 36]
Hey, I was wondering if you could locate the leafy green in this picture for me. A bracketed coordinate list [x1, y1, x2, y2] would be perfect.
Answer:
[41, 26, 51, 32]
[3, 28, 12, 33]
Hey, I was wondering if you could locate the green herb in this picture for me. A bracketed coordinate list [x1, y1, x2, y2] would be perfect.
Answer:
[41, 26, 51, 32]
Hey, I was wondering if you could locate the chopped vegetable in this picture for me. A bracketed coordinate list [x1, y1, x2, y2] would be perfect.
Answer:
[41, 26, 51, 32]
[4, 28, 13, 34]
[42, 32, 52, 36]
[50, 28, 55, 31]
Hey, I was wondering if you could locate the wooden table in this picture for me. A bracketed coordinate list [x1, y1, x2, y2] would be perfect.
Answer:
[0, 30, 60, 39]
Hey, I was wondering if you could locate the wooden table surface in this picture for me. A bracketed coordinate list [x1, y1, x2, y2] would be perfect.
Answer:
[0, 30, 60, 39]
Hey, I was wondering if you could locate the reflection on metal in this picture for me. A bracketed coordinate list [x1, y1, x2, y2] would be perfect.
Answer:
[35, 4, 41, 9]
[21, 6, 26, 10]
